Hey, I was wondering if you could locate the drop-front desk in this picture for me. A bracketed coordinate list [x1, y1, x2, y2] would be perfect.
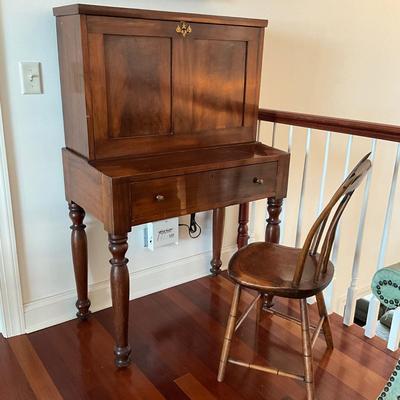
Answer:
[54, 4, 290, 367]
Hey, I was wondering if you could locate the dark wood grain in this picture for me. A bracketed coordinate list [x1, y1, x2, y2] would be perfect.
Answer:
[210, 208, 225, 275]
[53, 4, 268, 28]
[8, 335, 63, 400]
[104, 34, 172, 138]
[56, 14, 93, 159]
[265, 197, 283, 243]
[91, 143, 286, 181]
[68, 202, 91, 320]
[0, 336, 36, 400]
[55, 5, 290, 367]
[108, 233, 131, 367]
[0, 274, 395, 399]
[130, 162, 277, 225]
[237, 203, 249, 249]
[220, 155, 372, 399]
[56, 10, 265, 160]
[259, 108, 400, 143]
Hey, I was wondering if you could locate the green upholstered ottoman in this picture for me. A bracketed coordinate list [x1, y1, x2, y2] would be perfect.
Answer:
[372, 263, 400, 310]
[372, 263, 400, 400]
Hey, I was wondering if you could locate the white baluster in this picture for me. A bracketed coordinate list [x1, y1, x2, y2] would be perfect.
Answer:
[276, 125, 293, 245]
[365, 143, 400, 339]
[290, 128, 315, 303]
[326, 135, 353, 313]
[343, 139, 377, 326]
[364, 296, 381, 338]
[315, 132, 333, 309]
[388, 308, 400, 352]
[295, 128, 311, 248]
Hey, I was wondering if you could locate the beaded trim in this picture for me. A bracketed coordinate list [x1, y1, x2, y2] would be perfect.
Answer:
[375, 280, 400, 308]
[377, 359, 400, 399]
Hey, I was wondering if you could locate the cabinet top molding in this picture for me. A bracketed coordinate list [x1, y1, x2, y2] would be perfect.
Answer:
[53, 3, 268, 28]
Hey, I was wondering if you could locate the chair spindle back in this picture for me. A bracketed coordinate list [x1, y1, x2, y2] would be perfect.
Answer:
[292, 153, 372, 286]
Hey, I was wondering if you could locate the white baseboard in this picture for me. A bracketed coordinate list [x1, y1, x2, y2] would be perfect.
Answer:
[24, 244, 236, 333]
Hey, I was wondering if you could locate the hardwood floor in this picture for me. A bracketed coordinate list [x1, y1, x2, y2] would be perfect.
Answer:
[1, 274, 398, 400]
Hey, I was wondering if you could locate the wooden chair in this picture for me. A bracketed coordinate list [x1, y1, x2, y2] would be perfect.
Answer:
[217, 153, 372, 399]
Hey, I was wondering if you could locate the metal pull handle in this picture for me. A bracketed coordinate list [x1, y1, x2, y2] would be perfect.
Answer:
[253, 177, 264, 185]
[176, 21, 192, 37]
[155, 194, 165, 202]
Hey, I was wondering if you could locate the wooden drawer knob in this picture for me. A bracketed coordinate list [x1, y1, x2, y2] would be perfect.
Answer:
[253, 177, 264, 185]
[155, 194, 165, 201]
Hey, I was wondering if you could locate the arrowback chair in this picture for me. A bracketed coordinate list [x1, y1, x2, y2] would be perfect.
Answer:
[217, 154, 372, 400]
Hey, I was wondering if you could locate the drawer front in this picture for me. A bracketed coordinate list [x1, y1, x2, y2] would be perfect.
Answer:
[130, 162, 277, 225]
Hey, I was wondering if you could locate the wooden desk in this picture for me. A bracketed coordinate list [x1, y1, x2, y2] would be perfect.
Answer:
[54, 4, 290, 367]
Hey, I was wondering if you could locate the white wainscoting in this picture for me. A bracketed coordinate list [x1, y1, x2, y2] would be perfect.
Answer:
[24, 244, 236, 333]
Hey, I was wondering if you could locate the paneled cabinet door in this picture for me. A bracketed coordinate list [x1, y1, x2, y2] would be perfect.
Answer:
[173, 23, 263, 147]
[87, 16, 263, 159]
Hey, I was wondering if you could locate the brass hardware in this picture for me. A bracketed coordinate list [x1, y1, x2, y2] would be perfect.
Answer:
[155, 194, 165, 201]
[253, 177, 264, 185]
[176, 21, 192, 37]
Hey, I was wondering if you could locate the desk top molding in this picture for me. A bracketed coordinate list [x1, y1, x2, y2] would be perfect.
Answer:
[53, 3, 269, 28]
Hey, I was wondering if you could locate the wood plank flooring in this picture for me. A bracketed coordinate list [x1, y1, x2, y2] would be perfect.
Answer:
[1, 274, 398, 400]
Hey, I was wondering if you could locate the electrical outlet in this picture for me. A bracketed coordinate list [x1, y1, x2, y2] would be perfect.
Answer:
[144, 218, 179, 251]
[19, 62, 42, 94]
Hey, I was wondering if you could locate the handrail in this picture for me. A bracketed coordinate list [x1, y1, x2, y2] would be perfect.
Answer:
[258, 109, 400, 143]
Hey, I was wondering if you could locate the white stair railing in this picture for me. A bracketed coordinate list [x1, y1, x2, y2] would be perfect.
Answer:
[258, 109, 400, 351]
[364, 143, 400, 349]
[343, 139, 377, 325]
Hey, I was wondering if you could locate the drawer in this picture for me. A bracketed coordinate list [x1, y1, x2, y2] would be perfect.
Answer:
[130, 162, 277, 225]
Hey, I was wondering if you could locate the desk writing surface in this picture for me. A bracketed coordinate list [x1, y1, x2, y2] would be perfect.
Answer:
[90, 143, 287, 181]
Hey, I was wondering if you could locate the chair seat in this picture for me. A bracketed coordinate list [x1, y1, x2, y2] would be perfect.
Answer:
[228, 242, 334, 299]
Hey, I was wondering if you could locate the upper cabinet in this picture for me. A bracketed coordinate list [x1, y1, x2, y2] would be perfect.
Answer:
[54, 5, 268, 160]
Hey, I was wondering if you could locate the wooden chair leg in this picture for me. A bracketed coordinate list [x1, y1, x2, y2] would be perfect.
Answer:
[256, 292, 263, 323]
[300, 299, 315, 400]
[316, 292, 334, 349]
[218, 284, 241, 382]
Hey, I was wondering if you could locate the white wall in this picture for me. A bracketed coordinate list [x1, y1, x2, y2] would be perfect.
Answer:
[1, 0, 400, 332]
[254, 0, 400, 313]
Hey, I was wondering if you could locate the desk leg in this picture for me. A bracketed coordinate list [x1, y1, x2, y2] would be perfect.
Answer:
[210, 208, 225, 275]
[264, 197, 283, 309]
[237, 203, 250, 249]
[265, 197, 283, 243]
[108, 233, 132, 368]
[68, 202, 91, 320]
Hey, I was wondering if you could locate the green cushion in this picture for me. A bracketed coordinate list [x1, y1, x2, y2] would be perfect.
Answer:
[377, 359, 400, 400]
[372, 263, 400, 309]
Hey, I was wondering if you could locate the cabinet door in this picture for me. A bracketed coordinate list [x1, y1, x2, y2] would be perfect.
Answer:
[174, 23, 263, 147]
[87, 16, 177, 159]
[87, 16, 263, 159]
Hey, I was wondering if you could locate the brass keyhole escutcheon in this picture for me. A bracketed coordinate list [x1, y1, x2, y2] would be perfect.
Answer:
[176, 21, 192, 37]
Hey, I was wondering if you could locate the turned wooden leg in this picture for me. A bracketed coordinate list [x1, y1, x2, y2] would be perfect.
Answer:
[265, 197, 283, 243]
[68, 202, 91, 320]
[237, 203, 249, 249]
[210, 208, 225, 275]
[300, 299, 315, 400]
[263, 198, 283, 309]
[316, 292, 334, 349]
[108, 233, 131, 368]
[218, 284, 241, 382]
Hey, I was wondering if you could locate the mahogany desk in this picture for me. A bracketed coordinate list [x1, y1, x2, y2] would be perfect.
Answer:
[54, 4, 290, 367]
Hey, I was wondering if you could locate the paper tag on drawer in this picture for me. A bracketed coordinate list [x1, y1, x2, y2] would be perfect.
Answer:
[144, 218, 179, 251]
